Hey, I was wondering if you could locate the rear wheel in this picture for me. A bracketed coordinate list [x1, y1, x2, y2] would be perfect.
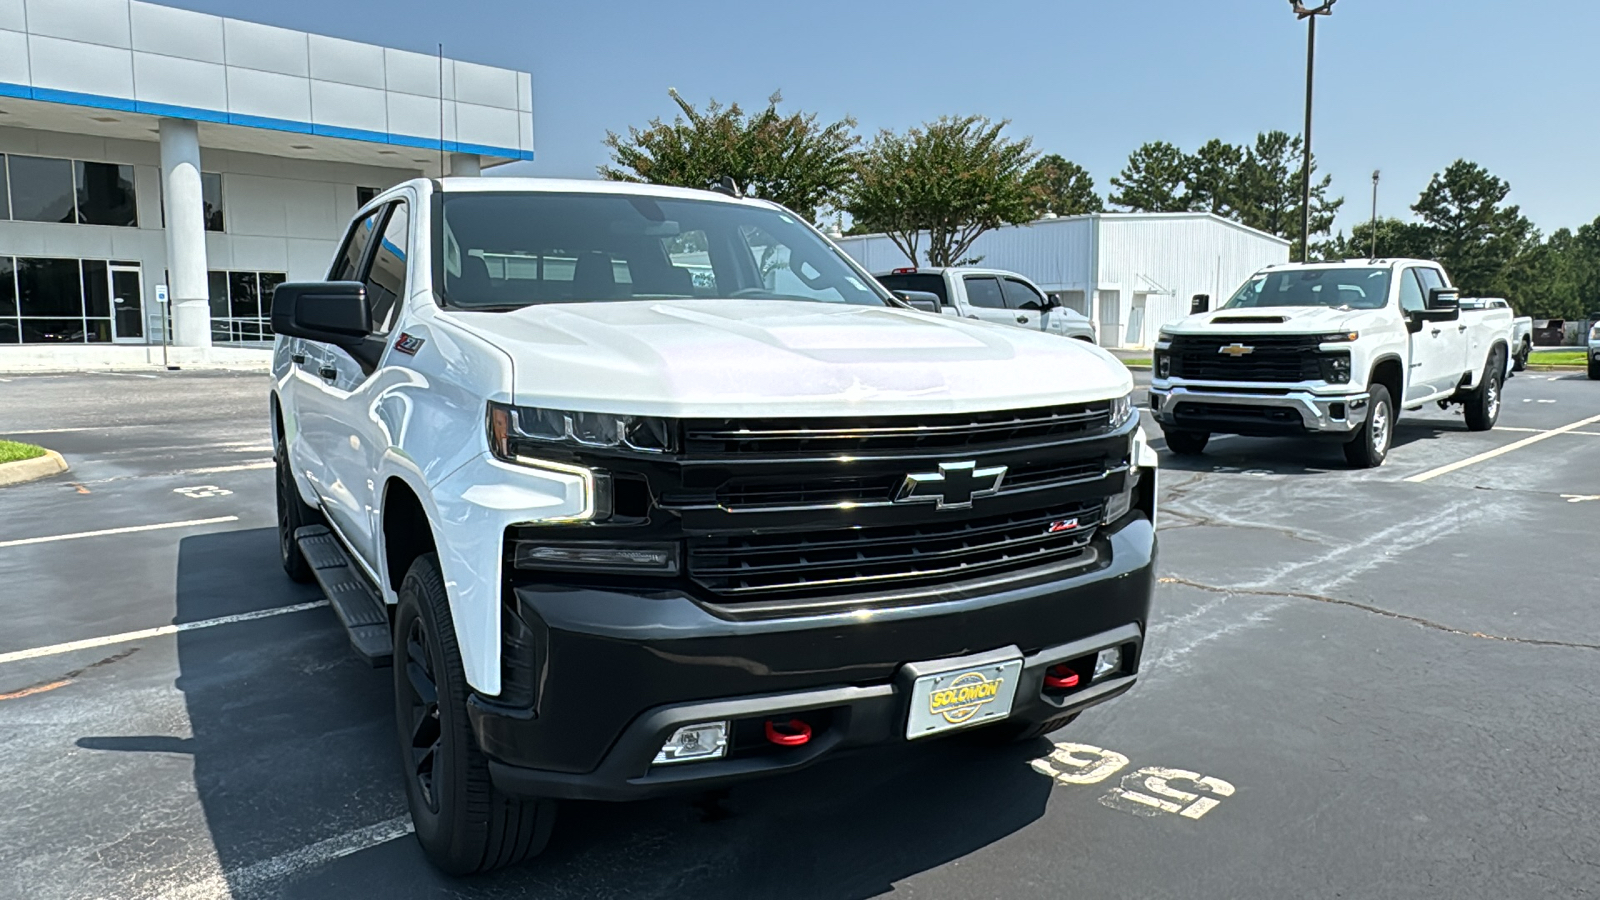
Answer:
[1512, 338, 1530, 372]
[1464, 350, 1503, 432]
[396, 554, 556, 874]
[1589, 359, 1600, 381]
[275, 429, 318, 584]
[1162, 429, 1210, 456]
[1343, 384, 1393, 468]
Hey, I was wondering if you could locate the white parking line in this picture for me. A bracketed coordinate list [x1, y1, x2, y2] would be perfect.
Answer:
[154, 815, 412, 900]
[1498, 426, 1600, 437]
[0, 600, 329, 665]
[1405, 413, 1600, 484]
[0, 516, 239, 549]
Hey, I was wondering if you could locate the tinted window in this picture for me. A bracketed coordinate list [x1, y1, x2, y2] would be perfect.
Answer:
[1415, 267, 1446, 295]
[331, 210, 381, 281]
[17, 258, 82, 317]
[75, 161, 138, 227]
[356, 186, 380, 207]
[81, 260, 109, 317]
[364, 202, 409, 333]
[208, 271, 229, 319]
[0, 156, 8, 220]
[1224, 267, 1393, 310]
[9, 157, 75, 224]
[202, 173, 224, 232]
[1001, 277, 1045, 310]
[438, 193, 889, 309]
[876, 273, 949, 304]
[964, 276, 1005, 309]
[1398, 269, 1426, 314]
[0, 256, 15, 317]
[229, 272, 260, 319]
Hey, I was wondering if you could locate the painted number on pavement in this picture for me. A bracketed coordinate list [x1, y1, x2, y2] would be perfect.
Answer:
[174, 485, 233, 498]
[1030, 742, 1236, 822]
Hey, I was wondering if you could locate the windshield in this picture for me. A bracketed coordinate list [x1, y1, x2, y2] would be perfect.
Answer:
[875, 273, 949, 304]
[1223, 267, 1392, 311]
[436, 192, 891, 310]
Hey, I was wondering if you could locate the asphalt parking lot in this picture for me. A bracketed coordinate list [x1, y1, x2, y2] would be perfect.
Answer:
[2, 368, 1598, 899]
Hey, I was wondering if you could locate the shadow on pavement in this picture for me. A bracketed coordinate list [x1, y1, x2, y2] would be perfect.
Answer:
[79, 526, 1056, 898]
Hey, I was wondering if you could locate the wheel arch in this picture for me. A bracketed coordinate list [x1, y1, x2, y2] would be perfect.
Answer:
[1368, 354, 1404, 406]
[381, 476, 440, 596]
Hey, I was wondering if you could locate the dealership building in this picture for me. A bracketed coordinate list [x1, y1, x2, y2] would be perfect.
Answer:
[834, 213, 1290, 349]
[0, 0, 532, 363]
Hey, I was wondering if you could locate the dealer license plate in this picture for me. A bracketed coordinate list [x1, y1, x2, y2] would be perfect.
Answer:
[905, 657, 1024, 740]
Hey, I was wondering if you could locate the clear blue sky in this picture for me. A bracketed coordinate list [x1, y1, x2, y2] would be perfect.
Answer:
[170, 0, 1598, 236]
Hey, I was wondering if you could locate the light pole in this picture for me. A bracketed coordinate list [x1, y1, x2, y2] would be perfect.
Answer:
[1291, 0, 1336, 262]
[1369, 170, 1380, 259]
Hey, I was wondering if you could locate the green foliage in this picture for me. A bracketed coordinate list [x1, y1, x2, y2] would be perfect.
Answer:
[1411, 160, 1534, 301]
[1026, 154, 1103, 216]
[1108, 141, 1190, 212]
[0, 440, 47, 464]
[600, 90, 859, 222]
[1232, 131, 1343, 260]
[1318, 217, 1437, 262]
[845, 115, 1038, 267]
[1183, 139, 1245, 216]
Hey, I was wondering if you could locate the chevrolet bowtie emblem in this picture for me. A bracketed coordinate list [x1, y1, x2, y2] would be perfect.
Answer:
[1219, 343, 1255, 357]
[896, 461, 1007, 510]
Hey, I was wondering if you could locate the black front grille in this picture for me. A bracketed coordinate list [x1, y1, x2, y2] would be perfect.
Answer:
[1168, 334, 1322, 382]
[687, 502, 1103, 597]
[683, 401, 1114, 457]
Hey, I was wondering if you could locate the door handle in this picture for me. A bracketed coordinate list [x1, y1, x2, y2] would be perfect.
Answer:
[966, 315, 980, 320]
[1016, 315, 1029, 324]
[1458, 324, 1467, 332]
[1431, 328, 1442, 336]
[291, 354, 306, 364]
[318, 366, 337, 381]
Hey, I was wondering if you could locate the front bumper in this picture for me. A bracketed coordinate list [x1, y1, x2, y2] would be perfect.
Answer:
[468, 515, 1155, 802]
[1150, 384, 1369, 436]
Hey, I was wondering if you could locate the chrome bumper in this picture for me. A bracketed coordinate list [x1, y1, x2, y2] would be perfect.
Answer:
[1149, 384, 1370, 434]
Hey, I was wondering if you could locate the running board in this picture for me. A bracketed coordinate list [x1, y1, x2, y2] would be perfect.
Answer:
[295, 525, 393, 667]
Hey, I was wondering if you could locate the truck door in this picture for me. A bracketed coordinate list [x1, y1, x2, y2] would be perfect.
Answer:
[1415, 266, 1469, 384]
[1398, 266, 1458, 401]
[1000, 276, 1047, 331]
[961, 275, 1017, 328]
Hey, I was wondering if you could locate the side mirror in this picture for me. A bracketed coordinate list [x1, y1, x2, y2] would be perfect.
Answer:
[1191, 294, 1210, 315]
[1043, 294, 1062, 310]
[1426, 287, 1460, 312]
[271, 281, 371, 345]
[893, 290, 943, 315]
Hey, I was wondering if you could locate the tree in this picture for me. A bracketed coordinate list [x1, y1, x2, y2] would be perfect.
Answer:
[1410, 160, 1534, 300]
[1318, 217, 1437, 262]
[1232, 131, 1342, 259]
[845, 115, 1038, 267]
[1108, 141, 1189, 212]
[1183, 139, 1245, 216]
[1026, 154, 1103, 216]
[600, 89, 859, 222]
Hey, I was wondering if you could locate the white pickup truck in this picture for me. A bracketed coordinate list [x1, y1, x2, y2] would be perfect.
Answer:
[874, 266, 1098, 342]
[1466, 298, 1533, 370]
[269, 178, 1157, 874]
[1150, 259, 1513, 467]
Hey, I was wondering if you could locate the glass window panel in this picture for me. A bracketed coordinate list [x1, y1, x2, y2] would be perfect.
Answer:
[75, 161, 138, 227]
[202, 173, 224, 232]
[364, 203, 409, 334]
[259, 272, 285, 326]
[1000, 278, 1044, 311]
[20, 318, 87, 343]
[0, 257, 15, 317]
[964, 276, 1005, 309]
[17, 258, 84, 317]
[356, 186, 379, 207]
[0, 319, 17, 343]
[228, 271, 260, 319]
[85, 319, 112, 342]
[331, 211, 381, 281]
[9, 156, 75, 224]
[0, 155, 8, 220]
[207, 271, 229, 318]
[81, 260, 110, 317]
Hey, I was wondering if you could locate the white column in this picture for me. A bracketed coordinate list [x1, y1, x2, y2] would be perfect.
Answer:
[447, 153, 481, 177]
[160, 118, 211, 348]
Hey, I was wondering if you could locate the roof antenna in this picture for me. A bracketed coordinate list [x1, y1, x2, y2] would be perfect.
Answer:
[437, 43, 446, 183]
[709, 176, 742, 198]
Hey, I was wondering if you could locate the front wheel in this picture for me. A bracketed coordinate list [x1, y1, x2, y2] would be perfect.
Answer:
[395, 554, 557, 874]
[275, 431, 318, 583]
[1162, 429, 1210, 456]
[1344, 384, 1394, 468]
[1589, 359, 1600, 381]
[1464, 351, 1503, 432]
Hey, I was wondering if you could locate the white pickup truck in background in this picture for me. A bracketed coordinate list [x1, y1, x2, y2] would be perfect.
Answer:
[875, 267, 1098, 342]
[1465, 298, 1533, 370]
[1150, 259, 1514, 468]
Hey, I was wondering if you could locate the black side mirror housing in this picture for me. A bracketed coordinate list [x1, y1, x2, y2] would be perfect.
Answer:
[1191, 294, 1210, 315]
[893, 290, 943, 315]
[1426, 287, 1460, 312]
[271, 282, 371, 346]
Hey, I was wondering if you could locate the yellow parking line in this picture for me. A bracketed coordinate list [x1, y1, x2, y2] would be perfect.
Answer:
[1405, 414, 1600, 484]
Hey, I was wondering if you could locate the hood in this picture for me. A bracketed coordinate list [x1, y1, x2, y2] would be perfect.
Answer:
[446, 299, 1131, 418]
[1170, 306, 1386, 335]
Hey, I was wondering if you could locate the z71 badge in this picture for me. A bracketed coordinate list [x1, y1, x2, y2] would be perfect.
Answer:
[393, 333, 426, 356]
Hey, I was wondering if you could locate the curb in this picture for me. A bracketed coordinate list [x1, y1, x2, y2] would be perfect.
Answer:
[0, 449, 69, 487]
[1525, 364, 1586, 372]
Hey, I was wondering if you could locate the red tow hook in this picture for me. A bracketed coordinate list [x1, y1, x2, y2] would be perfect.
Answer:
[1044, 665, 1080, 690]
[764, 718, 813, 746]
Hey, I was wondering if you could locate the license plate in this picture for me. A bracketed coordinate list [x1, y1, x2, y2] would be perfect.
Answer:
[906, 657, 1024, 740]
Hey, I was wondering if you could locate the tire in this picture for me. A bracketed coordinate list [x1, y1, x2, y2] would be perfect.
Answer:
[1464, 350, 1504, 432]
[1512, 339, 1530, 372]
[1162, 429, 1210, 456]
[275, 429, 318, 584]
[1589, 359, 1600, 381]
[395, 553, 556, 875]
[1343, 383, 1394, 468]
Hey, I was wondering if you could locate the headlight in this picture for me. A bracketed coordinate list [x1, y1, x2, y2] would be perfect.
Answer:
[1590, 323, 1600, 341]
[1104, 465, 1138, 524]
[1108, 392, 1135, 428]
[1320, 353, 1352, 384]
[1157, 328, 1174, 343]
[488, 402, 675, 454]
[1320, 331, 1360, 343]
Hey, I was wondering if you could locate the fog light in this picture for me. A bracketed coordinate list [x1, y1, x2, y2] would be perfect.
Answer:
[513, 541, 678, 574]
[653, 721, 729, 765]
[1103, 466, 1138, 525]
[1093, 647, 1122, 682]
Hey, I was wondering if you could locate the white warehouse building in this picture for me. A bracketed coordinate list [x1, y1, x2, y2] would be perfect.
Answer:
[0, 0, 532, 361]
[834, 213, 1290, 349]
